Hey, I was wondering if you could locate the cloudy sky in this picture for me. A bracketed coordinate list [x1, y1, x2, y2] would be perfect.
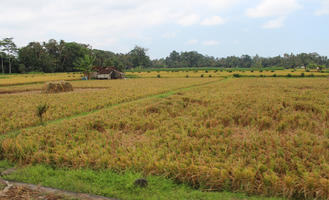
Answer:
[1, 0, 329, 58]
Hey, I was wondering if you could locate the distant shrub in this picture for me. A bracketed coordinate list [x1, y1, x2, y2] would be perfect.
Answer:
[214, 70, 218, 73]
[147, 71, 151, 73]
[306, 69, 310, 72]
[301, 73, 305, 77]
[287, 73, 292, 77]
[271, 70, 275, 72]
[233, 73, 240, 78]
[273, 74, 277, 77]
[205, 70, 208, 73]
[157, 74, 161, 78]
[186, 75, 189, 78]
[228, 70, 232, 73]
[309, 73, 314, 77]
[259, 70, 263, 72]
[250, 70, 254, 72]
[208, 74, 212, 77]
[200, 74, 204, 77]
[36, 103, 49, 124]
[260, 74, 264, 77]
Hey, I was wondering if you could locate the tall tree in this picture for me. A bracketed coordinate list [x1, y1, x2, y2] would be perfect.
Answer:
[0, 39, 5, 74]
[2, 38, 17, 74]
[128, 46, 151, 68]
[74, 54, 95, 79]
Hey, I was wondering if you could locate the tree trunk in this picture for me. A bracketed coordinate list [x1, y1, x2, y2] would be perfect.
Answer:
[8, 58, 11, 74]
[1, 56, 4, 74]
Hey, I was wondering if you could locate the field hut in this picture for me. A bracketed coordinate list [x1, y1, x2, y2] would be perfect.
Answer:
[91, 66, 125, 80]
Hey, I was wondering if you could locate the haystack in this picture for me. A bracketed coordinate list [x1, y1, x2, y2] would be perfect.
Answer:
[42, 81, 73, 93]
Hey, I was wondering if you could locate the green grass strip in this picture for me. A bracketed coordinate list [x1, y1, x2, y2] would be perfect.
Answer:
[4, 164, 284, 200]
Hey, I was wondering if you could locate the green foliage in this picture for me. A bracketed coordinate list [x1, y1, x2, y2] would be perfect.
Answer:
[233, 73, 241, 78]
[36, 103, 49, 123]
[128, 46, 151, 68]
[73, 54, 95, 73]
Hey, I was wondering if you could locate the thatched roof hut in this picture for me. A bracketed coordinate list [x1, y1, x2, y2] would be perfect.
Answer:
[91, 66, 125, 79]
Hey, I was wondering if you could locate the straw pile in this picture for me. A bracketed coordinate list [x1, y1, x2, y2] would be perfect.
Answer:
[42, 81, 73, 93]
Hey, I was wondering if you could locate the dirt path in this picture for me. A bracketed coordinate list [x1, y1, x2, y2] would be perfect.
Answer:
[0, 178, 117, 200]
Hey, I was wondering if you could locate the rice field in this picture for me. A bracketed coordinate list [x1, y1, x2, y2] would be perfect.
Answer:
[0, 78, 215, 133]
[0, 73, 82, 86]
[0, 75, 328, 199]
[126, 69, 329, 78]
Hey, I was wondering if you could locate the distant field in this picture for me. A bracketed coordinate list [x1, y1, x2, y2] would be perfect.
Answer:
[0, 76, 328, 199]
[0, 73, 82, 86]
[126, 69, 329, 78]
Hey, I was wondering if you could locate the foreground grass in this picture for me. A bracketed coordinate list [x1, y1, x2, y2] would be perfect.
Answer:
[4, 164, 283, 200]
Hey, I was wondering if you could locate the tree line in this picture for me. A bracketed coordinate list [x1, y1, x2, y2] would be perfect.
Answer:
[0, 37, 328, 74]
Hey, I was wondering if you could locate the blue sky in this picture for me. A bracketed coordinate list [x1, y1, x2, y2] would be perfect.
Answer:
[1, 0, 329, 58]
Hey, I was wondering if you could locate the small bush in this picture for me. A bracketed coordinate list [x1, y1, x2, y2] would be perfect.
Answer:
[208, 74, 212, 77]
[157, 74, 161, 78]
[250, 70, 254, 72]
[306, 69, 310, 72]
[200, 74, 204, 78]
[36, 103, 49, 124]
[233, 73, 240, 78]
[273, 74, 277, 77]
[185, 75, 189, 78]
[287, 73, 292, 77]
[309, 73, 314, 77]
[205, 70, 208, 73]
[301, 73, 305, 77]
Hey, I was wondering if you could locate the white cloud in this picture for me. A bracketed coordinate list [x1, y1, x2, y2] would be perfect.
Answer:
[316, 0, 329, 15]
[202, 40, 220, 46]
[201, 16, 227, 26]
[186, 39, 199, 45]
[262, 17, 285, 29]
[245, 0, 301, 29]
[0, 0, 240, 50]
[246, 0, 301, 18]
[162, 32, 177, 39]
[177, 14, 200, 26]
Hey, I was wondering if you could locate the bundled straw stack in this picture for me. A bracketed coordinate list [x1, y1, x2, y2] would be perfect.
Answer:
[42, 81, 73, 93]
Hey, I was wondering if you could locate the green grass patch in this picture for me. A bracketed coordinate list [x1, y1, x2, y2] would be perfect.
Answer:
[4, 165, 284, 200]
[0, 160, 13, 173]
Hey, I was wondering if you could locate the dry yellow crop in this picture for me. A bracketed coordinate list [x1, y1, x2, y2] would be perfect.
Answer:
[0, 78, 215, 133]
[0, 73, 81, 86]
[126, 69, 329, 78]
[2, 78, 328, 199]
